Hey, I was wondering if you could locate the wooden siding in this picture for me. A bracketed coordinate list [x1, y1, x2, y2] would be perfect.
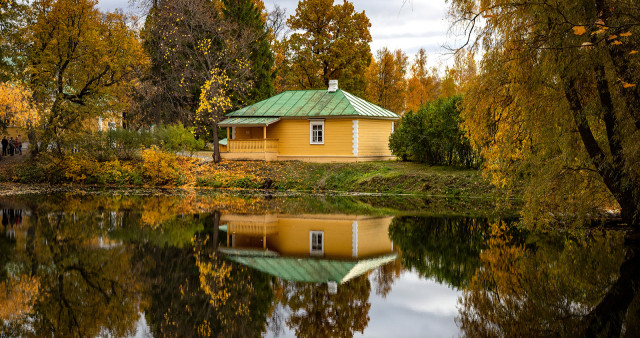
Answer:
[355, 217, 395, 257]
[357, 119, 394, 156]
[223, 214, 395, 259]
[266, 119, 353, 156]
[234, 126, 264, 139]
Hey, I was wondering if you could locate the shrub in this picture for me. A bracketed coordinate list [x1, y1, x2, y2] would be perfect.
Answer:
[154, 123, 204, 154]
[63, 154, 99, 183]
[390, 95, 480, 168]
[108, 129, 154, 160]
[140, 146, 180, 185]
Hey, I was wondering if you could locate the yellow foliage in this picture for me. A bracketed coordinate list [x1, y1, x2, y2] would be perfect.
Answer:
[141, 146, 180, 185]
[0, 82, 41, 128]
[63, 155, 99, 183]
[0, 275, 40, 322]
[571, 26, 586, 35]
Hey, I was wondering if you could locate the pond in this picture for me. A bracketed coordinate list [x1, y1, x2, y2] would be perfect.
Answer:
[0, 191, 638, 337]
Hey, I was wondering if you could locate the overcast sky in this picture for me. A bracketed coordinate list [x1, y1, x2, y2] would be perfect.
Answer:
[97, 0, 457, 69]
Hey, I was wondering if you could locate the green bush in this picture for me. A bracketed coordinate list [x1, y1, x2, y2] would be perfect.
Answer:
[390, 95, 480, 168]
[154, 123, 205, 153]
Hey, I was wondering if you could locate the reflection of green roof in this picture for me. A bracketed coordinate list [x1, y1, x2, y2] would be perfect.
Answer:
[219, 248, 397, 283]
[218, 117, 281, 127]
[225, 89, 399, 119]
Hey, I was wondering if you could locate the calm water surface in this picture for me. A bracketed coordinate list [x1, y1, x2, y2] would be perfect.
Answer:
[0, 192, 637, 337]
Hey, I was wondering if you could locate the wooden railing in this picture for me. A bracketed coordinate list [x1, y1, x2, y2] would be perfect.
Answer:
[228, 139, 278, 153]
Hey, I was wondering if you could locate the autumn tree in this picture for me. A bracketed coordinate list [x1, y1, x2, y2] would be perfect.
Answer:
[0, 82, 40, 137]
[284, 0, 372, 94]
[457, 222, 628, 336]
[140, 0, 258, 155]
[25, 0, 147, 151]
[2, 211, 146, 336]
[280, 275, 371, 337]
[449, 0, 640, 226]
[266, 4, 290, 94]
[364, 47, 408, 114]
[405, 49, 441, 112]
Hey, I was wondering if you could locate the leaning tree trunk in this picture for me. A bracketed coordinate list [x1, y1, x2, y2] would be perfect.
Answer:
[584, 235, 640, 337]
[212, 122, 221, 163]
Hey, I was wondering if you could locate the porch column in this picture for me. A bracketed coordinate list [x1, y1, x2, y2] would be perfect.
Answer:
[263, 126, 267, 151]
[226, 127, 230, 152]
[263, 223, 267, 249]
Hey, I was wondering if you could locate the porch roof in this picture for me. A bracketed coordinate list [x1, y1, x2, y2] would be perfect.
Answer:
[219, 247, 398, 284]
[218, 117, 281, 127]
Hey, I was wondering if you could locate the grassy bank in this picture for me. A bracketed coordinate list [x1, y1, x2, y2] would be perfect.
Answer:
[195, 160, 504, 197]
[5, 150, 513, 200]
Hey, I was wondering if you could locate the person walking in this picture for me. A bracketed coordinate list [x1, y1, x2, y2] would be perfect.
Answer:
[15, 135, 21, 155]
[1, 136, 7, 156]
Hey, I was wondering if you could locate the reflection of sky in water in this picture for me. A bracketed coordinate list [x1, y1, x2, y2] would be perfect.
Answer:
[265, 270, 461, 338]
[359, 271, 460, 337]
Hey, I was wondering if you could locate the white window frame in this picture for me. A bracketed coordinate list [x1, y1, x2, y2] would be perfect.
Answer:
[309, 120, 325, 145]
[309, 231, 324, 256]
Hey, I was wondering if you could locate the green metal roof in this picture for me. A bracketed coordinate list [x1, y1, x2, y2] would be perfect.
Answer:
[219, 138, 227, 146]
[219, 248, 397, 284]
[218, 117, 281, 127]
[225, 89, 399, 119]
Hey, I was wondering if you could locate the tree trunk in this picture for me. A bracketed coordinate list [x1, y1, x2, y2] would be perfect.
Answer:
[212, 122, 221, 163]
[212, 210, 220, 251]
[584, 236, 640, 337]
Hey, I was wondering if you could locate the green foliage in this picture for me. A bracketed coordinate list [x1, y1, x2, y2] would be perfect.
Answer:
[222, 0, 274, 102]
[154, 124, 205, 153]
[70, 130, 154, 162]
[390, 95, 479, 168]
[0, 0, 27, 81]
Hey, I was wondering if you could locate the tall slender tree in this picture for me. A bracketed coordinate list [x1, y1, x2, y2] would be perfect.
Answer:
[222, 0, 274, 102]
[364, 47, 408, 114]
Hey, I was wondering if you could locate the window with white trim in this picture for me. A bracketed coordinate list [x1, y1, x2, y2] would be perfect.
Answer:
[310, 120, 324, 144]
[310, 231, 324, 255]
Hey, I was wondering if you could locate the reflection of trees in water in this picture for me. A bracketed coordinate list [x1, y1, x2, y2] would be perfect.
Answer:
[138, 214, 274, 337]
[0, 205, 276, 337]
[276, 275, 371, 338]
[372, 258, 402, 298]
[389, 216, 493, 289]
[1, 211, 145, 336]
[457, 222, 631, 337]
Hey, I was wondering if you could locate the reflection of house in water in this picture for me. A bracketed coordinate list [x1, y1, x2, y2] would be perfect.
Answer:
[219, 214, 397, 286]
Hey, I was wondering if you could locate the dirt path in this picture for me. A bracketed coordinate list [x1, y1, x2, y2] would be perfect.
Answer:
[0, 143, 30, 166]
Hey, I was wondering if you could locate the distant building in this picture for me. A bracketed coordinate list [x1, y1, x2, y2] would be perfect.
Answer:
[218, 80, 399, 162]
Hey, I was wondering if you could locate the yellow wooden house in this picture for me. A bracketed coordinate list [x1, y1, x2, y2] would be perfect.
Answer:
[218, 80, 399, 162]
[218, 213, 397, 285]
